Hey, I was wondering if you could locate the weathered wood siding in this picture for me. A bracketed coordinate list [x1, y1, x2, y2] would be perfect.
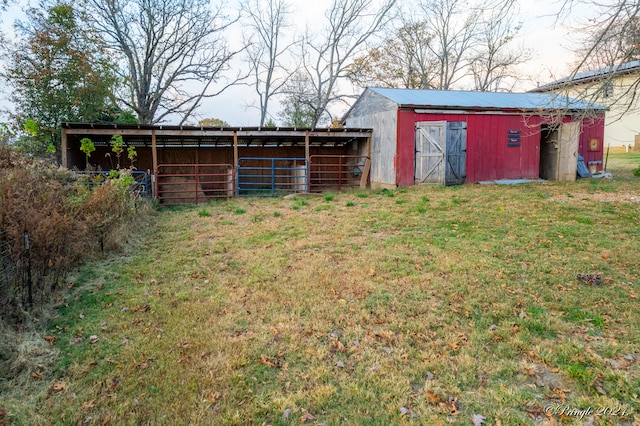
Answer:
[344, 90, 398, 188]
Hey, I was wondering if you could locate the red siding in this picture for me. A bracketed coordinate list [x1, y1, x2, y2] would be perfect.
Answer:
[578, 117, 605, 173]
[395, 110, 605, 185]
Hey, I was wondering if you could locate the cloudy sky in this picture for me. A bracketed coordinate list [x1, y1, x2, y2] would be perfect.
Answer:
[0, 0, 590, 126]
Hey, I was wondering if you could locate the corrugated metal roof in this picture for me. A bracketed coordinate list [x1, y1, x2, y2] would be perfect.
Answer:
[369, 87, 604, 111]
[533, 60, 640, 92]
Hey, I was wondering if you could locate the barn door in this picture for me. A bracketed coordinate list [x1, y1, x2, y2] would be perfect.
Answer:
[445, 122, 467, 185]
[415, 121, 446, 184]
[557, 121, 580, 182]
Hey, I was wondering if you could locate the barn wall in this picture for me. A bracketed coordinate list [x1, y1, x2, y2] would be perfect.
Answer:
[578, 116, 605, 173]
[397, 110, 544, 184]
[344, 90, 398, 188]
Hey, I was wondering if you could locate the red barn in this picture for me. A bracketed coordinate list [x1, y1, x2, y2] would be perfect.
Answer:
[343, 88, 605, 188]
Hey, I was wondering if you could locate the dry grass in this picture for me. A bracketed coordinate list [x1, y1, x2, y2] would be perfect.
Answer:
[2, 153, 640, 425]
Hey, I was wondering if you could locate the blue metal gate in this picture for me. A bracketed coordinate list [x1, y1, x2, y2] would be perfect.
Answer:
[237, 157, 308, 196]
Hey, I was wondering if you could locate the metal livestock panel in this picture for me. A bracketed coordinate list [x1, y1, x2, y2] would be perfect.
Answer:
[156, 164, 234, 204]
[237, 157, 307, 197]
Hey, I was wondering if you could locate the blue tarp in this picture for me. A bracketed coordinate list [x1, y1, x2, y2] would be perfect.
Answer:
[577, 154, 591, 178]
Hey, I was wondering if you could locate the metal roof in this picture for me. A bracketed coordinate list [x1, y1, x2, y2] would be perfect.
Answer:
[532, 60, 640, 92]
[368, 87, 604, 111]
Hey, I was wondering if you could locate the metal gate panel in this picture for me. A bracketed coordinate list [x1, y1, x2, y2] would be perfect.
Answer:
[156, 164, 234, 204]
[415, 121, 446, 184]
[237, 157, 307, 197]
[309, 155, 370, 191]
[445, 122, 467, 185]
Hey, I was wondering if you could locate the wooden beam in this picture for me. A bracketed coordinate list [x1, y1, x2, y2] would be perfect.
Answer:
[61, 128, 68, 168]
[305, 130, 310, 192]
[62, 127, 372, 139]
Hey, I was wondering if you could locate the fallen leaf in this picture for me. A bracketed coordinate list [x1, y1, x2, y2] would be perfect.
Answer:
[519, 309, 527, 319]
[82, 400, 96, 410]
[259, 354, 275, 367]
[282, 408, 292, 420]
[30, 372, 43, 379]
[51, 380, 66, 392]
[471, 414, 486, 425]
[88, 335, 99, 344]
[447, 341, 459, 351]
[400, 406, 417, 417]
[43, 335, 57, 345]
[424, 390, 441, 404]
[300, 412, 316, 423]
[443, 397, 460, 415]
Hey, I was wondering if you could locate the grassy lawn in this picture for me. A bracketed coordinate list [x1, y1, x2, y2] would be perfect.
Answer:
[3, 153, 640, 425]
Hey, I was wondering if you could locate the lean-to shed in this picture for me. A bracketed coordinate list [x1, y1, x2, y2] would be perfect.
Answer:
[61, 124, 372, 203]
[342, 88, 606, 187]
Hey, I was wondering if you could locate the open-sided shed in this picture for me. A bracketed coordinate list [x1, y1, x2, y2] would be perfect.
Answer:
[62, 124, 372, 203]
[342, 88, 606, 187]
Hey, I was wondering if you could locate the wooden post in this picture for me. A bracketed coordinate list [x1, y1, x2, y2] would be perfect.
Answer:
[151, 129, 158, 173]
[233, 131, 238, 196]
[152, 129, 158, 200]
[61, 128, 68, 168]
[305, 130, 310, 192]
[360, 136, 371, 189]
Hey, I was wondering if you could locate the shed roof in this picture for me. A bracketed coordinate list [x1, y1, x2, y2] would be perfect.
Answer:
[62, 123, 372, 148]
[532, 60, 640, 92]
[367, 87, 604, 111]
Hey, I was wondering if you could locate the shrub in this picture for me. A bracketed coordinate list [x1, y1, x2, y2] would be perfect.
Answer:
[632, 166, 640, 177]
[0, 147, 150, 325]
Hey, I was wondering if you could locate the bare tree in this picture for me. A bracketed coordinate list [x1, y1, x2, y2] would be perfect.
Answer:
[549, 0, 640, 116]
[420, 0, 480, 90]
[242, 0, 295, 126]
[470, 0, 529, 91]
[298, 0, 398, 127]
[349, 20, 438, 89]
[82, 0, 246, 125]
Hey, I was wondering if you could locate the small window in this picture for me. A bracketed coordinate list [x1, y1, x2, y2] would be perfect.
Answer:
[603, 81, 614, 98]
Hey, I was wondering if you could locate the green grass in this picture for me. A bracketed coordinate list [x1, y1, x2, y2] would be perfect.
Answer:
[4, 156, 640, 425]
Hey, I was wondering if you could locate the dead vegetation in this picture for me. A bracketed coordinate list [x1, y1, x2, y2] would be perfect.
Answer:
[0, 147, 153, 384]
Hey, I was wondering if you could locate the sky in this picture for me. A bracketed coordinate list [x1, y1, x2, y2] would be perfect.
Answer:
[0, 0, 590, 127]
[195, 0, 589, 126]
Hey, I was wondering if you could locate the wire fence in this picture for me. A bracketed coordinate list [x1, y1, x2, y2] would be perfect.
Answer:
[0, 229, 32, 316]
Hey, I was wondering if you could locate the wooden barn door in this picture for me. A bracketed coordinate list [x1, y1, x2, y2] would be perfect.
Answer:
[557, 121, 580, 182]
[415, 121, 446, 184]
[445, 122, 466, 185]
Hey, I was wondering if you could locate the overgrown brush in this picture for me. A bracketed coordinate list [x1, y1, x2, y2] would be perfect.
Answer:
[0, 147, 150, 327]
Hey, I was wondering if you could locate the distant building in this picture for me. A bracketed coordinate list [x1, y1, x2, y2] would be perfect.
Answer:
[531, 61, 640, 150]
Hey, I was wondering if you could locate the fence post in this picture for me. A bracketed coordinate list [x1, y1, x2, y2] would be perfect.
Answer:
[24, 231, 32, 309]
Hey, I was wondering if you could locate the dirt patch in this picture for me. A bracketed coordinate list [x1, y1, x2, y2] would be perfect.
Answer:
[550, 192, 640, 203]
